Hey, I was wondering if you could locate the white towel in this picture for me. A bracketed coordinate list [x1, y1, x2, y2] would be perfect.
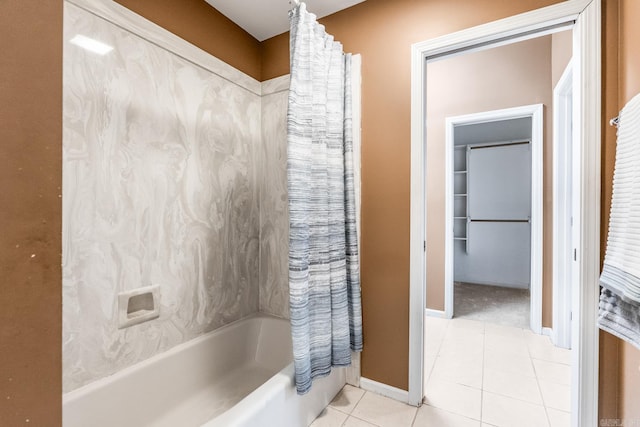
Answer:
[599, 93, 640, 349]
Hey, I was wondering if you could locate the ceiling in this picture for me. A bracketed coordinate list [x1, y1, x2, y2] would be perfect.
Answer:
[204, 0, 367, 42]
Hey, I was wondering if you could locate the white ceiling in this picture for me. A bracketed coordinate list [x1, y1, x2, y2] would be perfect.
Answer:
[204, 0, 366, 41]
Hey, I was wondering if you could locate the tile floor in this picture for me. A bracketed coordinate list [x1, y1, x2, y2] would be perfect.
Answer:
[311, 316, 571, 427]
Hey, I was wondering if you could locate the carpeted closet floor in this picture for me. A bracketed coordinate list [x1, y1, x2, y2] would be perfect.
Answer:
[454, 281, 530, 329]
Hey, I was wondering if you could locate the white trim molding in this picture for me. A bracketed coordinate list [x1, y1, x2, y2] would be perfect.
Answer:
[360, 378, 409, 404]
[409, 0, 600, 422]
[571, 2, 601, 426]
[552, 61, 574, 350]
[425, 308, 446, 319]
[443, 104, 544, 335]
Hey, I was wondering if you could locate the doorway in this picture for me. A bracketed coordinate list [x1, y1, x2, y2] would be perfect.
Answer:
[408, 1, 601, 426]
[423, 33, 568, 424]
[444, 106, 543, 334]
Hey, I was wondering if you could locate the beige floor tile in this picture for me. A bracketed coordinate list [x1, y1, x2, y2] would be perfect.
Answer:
[425, 335, 445, 358]
[330, 385, 366, 414]
[445, 322, 486, 337]
[524, 334, 571, 365]
[538, 380, 571, 412]
[547, 408, 571, 427]
[484, 334, 529, 357]
[413, 405, 480, 427]
[424, 355, 437, 385]
[522, 330, 552, 350]
[310, 406, 349, 427]
[483, 368, 543, 405]
[529, 345, 571, 365]
[439, 332, 484, 357]
[484, 323, 527, 340]
[482, 391, 549, 427]
[449, 318, 486, 333]
[430, 353, 483, 389]
[425, 315, 451, 335]
[350, 392, 417, 427]
[424, 379, 482, 421]
[532, 359, 571, 386]
[343, 416, 379, 427]
[484, 348, 536, 378]
[314, 318, 577, 427]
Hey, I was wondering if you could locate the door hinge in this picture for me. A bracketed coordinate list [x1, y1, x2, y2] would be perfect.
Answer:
[424, 241, 426, 252]
[574, 248, 577, 261]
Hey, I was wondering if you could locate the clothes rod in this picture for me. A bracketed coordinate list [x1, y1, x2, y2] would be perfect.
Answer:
[468, 140, 530, 150]
[470, 219, 531, 223]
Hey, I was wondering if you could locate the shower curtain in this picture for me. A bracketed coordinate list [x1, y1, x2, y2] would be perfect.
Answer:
[287, 3, 363, 395]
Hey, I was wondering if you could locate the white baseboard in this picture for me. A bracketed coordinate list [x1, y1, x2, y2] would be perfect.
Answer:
[542, 327, 553, 337]
[425, 308, 446, 318]
[360, 377, 409, 404]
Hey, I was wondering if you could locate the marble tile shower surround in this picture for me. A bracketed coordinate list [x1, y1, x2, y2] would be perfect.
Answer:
[62, 2, 268, 392]
[260, 76, 291, 319]
[63, 0, 346, 393]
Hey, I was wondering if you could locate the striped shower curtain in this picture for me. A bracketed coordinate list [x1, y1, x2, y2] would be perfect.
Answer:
[287, 3, 363, 395]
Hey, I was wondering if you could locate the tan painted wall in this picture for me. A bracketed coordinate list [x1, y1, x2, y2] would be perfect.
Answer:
[0, 1, 63, 424]
[551, 30, 573, 87]
[616, 0, 640, 422]
[262, 0, 564, 390]
[114, 0, 262, 80]
[0, 1, 261, 423]
[599, 0, 620, 421]
[599, 0, 640, 422]
[425, 36, 557, 327]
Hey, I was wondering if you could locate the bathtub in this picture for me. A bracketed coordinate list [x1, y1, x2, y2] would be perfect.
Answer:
[63, 314, 346, 427]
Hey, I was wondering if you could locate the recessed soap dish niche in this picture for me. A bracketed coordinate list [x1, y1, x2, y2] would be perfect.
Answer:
[118, 285, 160, 329]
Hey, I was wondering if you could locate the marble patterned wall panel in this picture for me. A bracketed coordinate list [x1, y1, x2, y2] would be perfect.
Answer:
[62, 3, 261, 392]
[259, 80, 290, 319]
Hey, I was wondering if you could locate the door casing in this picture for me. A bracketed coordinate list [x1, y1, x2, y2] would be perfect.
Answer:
[553, 61, 574, 350]
[443, 104, 544, 334]
[409, 2, 600, 426]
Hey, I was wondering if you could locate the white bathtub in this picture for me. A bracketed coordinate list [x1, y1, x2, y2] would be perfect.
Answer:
[63, 314, 346, 427]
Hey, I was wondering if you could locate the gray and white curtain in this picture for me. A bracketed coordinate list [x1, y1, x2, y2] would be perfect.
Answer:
[287, 3, 363, 395]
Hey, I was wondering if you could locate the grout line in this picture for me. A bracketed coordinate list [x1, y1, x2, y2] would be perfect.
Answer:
[420, 403, 484, 424]
[332, 406, 350, 416]
[409, 404, 419, 427]
[331, 385, 367, 417]
[350, 388, 367, 414]
[423, 316, 449, 389]
[482, 388, 548, 407]
[344, 414, 381, 427]
[528, 333, 552, 427]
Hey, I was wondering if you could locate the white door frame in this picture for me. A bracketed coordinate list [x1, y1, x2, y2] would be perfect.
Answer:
[408, 1, 600, 426]
[553, 61, 574, 349]
[444, 104, 544, 334]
